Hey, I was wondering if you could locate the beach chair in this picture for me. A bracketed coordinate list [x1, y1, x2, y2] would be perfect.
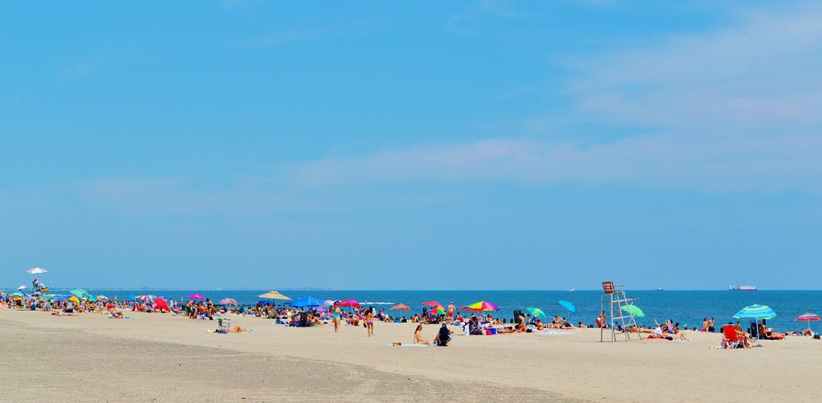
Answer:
[721, 325, 740, 349]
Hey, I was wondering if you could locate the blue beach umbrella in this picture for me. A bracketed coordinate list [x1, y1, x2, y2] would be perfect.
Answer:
[558, 300, 576, 313]
[733, 304, 776, 320]
[291, 296, 322, 309]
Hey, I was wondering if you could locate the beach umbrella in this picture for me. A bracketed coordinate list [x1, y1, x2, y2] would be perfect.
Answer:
[421, 300, 441, 308]
[70, 289, 90, 299]
[257, 290, 292, 301]
[97, 295, 109, 301]
[323, 299, 336, 306]
[86, 295, 97, 302]
[462, 301, 498, 313]
[390, 303, 411, 312]
[17, 285, 27, 291]
[188, 293, 205, 301]
[525, 307, 546, 318]
[51, 294, 69, 302]
[558, 300, 576, 313]
[219, 298, 238, 306]
[336, 299, 360, 308]
[67, 295, 80, 304]
[154, 297, 170, 312]
[797, 313, 820, 330]
[11, 292, 24, 297]
[27, 267, 47, 275]
[291, 296, 322, 308]
[621, 304, 645, 318]
[135, 295, 156, 303]
[431, 305, 446, 315]
[733, 304, 776, 320]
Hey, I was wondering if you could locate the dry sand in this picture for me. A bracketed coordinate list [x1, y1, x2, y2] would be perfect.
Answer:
[1, 309, 821, 402]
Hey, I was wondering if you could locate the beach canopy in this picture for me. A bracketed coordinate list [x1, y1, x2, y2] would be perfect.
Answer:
[463, 301, 498, 313]
[621, 304, 645, 318]
[390, 303, 411, 312]
[558, 300, 576, 313]
[257, 290, 291, 301]
[188, 293, 205, 301]
[733, 304, 776, 320]
[291, 296, 323, 308]
[526, 307, 546, 318]
[27, 267, 47, 275]
[336, 299, 360, 308]
[70, 289, 90, 299]
[219, 298, 238, 306]
[421, 300, 441, 308]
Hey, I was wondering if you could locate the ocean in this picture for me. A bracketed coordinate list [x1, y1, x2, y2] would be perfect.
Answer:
[11, 289, 822, 332]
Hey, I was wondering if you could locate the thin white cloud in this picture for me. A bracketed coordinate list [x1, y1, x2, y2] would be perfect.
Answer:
[295, 3, 822, 191]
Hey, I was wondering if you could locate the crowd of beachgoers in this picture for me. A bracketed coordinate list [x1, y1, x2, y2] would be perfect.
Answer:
[2, 284, 819, 350]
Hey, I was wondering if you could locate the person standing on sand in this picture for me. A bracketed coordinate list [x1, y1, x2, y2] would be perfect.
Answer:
[365, 308, 375, 337]
[333, 306, 342, 333]
[447, 302, 455, 321]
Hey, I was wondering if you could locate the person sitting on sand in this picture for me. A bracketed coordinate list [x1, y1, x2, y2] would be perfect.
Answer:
[414, 324, 430, 345]
[434, 323, 451, 346]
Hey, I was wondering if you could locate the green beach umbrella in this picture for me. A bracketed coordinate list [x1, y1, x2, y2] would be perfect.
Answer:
[621, 304, 645, 318]
[70, 289, 90, 299]
[525, 307, 546, 318]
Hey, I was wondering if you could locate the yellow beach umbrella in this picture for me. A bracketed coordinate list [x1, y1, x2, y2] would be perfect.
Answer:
[257, 290, 291, 301]
[67, 295, 80, 304]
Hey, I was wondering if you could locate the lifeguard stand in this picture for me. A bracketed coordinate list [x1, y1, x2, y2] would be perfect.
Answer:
[600, 281, 639, 342]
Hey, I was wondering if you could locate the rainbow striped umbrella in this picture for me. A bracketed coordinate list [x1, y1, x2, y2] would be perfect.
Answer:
[462, 301, 498, 313]
[432, 305, 446, 315]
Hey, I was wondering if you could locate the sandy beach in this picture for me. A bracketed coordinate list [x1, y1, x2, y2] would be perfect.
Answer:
[2, 309, 821, 403]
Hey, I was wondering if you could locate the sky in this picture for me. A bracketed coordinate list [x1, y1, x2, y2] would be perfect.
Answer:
[2, 1, 821, 290]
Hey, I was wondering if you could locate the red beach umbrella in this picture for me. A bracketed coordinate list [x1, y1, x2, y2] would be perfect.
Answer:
[154, 297, 170, 313]
[336, 299, 360, 308]
[390, 303, 411, 312]
[421, 300, 441, 307]
[797, 313, 821, 330]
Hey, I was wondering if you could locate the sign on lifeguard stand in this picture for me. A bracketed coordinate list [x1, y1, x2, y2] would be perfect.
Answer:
[600, 280, 638, 342]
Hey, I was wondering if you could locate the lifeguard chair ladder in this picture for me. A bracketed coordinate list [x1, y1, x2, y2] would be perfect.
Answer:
[600, 281, 639, 342]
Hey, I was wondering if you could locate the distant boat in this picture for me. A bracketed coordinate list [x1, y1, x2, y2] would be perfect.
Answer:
[729, 284, 757, 291]
[568, 288, 576, 292]
[656, 288, 664, 291]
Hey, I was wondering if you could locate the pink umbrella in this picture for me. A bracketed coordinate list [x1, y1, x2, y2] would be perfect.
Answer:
[390, 303, 411, 312]
[219, 298, 238, 305]
[336, 299, 360, 308]
[797, 313, 820, 330]
[189, 293, 205, 301]
[421, 300, 441, 308]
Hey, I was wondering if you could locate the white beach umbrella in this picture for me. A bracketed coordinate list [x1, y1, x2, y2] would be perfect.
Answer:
[27, 267, 47, 275]
[17, 285, 27, 291]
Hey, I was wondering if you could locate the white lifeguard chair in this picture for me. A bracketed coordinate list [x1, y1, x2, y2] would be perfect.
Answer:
[600, 281, 639, 342]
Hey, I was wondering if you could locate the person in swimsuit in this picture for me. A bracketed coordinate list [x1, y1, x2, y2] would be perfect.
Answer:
[365, 308, 375, 337]
[414, 324, 430, 345]
[333, 306, 342, 333]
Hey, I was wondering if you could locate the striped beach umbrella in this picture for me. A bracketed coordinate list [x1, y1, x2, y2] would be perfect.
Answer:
[257, 290, 291, 301]
[797, 313, 820, 330]
[733, 304, 776, 320]
[462, 301, 498, 313]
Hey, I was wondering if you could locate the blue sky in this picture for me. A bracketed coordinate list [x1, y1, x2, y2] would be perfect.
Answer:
[2, 1, 821, 289]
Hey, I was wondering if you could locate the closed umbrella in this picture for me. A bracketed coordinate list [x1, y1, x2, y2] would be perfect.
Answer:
[621, 304, 645, 318]
[390, 303, 411, 312]
[257, 291, 291, 301]
[558, 300, 576, 313]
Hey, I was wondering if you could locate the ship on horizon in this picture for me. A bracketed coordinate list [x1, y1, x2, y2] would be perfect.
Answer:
[729, 284, 757, 291]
